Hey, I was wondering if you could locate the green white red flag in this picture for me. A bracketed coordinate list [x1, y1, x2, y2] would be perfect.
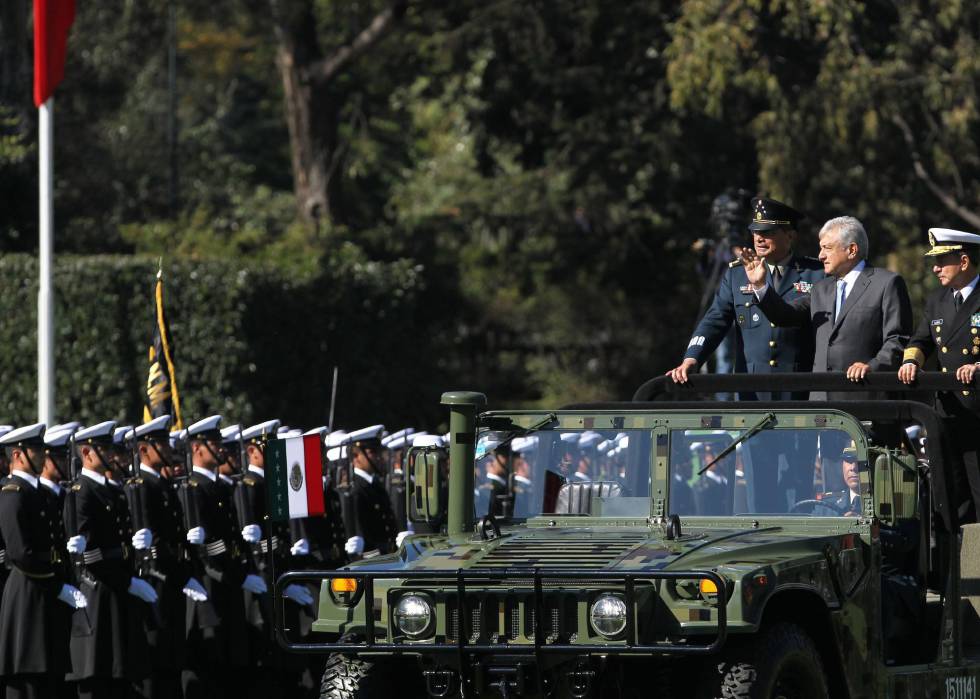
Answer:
[266, 434, 326, 520]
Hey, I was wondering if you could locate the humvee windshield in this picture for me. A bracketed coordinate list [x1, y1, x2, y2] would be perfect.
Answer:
[668, 427, 863, 517]
[476, 428, 652, 518]
[476, 425, 863, 519]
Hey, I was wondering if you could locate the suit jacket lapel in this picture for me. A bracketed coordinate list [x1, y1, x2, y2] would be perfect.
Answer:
[833, 267, 873, 330]
[945, 287, 980, 341]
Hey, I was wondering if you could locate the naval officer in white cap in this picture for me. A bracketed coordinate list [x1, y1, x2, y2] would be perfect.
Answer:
[900, 227, 980, 520]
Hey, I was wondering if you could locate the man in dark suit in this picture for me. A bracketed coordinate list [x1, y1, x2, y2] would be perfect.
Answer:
[899, 227, 980, 520]
[744, 215, 913, 399]
[669, 197, 825, 399]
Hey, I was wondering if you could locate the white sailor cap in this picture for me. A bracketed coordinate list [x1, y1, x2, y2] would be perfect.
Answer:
[412, 434, 445, 448]
[113, 426, 133, 446]
[347, 424, 386, 447]
[325, 430, 348, 448]
[49, 421, 81, 433]
[689, 441, 704, 451]
[617, 435, 629, 449]
[186, 415, 222, 439]
[75, 421, 117, 445]
[130, 416, 172, 442]
[578, 431, 602, 449]
[0, 426, 13, 440]
[280, 429, 303, 439]
[925, 228, 980, 256]
[304, 426, 328, 438]
[596, 439, 612, 453]
[220, 424, 241, 444]
[169, 429, 186, 450]
[240, 419, 280, 442]
[511, 436, 538, 454]
[475, 435, 499, 460]
[276, 426, 291, 435]
[44, 427, 74, 450]
[326, 445, 348, 461]
[408, 432, 433, 448]
[382, 428, 415, 447]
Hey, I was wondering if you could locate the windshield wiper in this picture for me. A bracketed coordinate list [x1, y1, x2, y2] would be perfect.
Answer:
[485, 413, 558, 453]
[697, 411, 776, 476]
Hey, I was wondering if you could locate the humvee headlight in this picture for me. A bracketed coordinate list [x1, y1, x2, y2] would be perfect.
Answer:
[394, 594, 433, 638]
[589, 594, 627, 638]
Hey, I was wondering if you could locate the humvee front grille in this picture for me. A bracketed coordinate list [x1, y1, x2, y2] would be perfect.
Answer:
[444, 592, 578, 644]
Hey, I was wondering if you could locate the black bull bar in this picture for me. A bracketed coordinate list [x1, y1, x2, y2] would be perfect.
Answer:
[273, 568, 728, 658]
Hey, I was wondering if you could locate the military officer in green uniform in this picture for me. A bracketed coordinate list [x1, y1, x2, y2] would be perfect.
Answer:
[899, 227, 980, 521]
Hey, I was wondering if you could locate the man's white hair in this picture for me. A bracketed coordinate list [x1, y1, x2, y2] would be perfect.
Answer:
[820, 216, 868, 260]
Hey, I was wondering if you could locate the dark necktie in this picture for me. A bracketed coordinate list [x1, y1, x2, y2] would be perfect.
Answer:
[772, 266, 782, 284]
[954, 290, 963, 311]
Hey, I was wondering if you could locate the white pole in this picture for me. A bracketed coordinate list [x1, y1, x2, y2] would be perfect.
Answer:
[38, 97, 55, 424]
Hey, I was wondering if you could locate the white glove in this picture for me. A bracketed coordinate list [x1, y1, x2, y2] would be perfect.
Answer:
[283, 583, 315, 607]
[66, 534, 87, 554]
[128, 577, 158, 604]
[182, 577, 208, 602]
[290, 538, 310, 556]
[345, 535, 364, 556]
[58, 584, 88, 609]
[186, 526, 206, 545]
[396, 530, 412, 548]
[241, 524, 262, 543]
[242, 574, 268, 595]
[132, 528, 153, 550]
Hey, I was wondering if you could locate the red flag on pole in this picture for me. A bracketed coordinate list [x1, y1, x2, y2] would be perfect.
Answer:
[33, 0, 76, 107]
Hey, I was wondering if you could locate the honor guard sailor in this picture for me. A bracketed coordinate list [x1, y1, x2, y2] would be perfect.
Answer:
[66, 420, 155, 699]
[899, 227, 980, 520]
[0, 424, 86, 699]
[669, 197, 825, 399]
[126, 415, 200, 699]
[344, 426, 402, 557]
[180, 415, 253, 699]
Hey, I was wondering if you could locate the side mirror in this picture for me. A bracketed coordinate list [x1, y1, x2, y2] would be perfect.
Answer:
[872, 450, 919, 526]
[408, 447, 445, 525]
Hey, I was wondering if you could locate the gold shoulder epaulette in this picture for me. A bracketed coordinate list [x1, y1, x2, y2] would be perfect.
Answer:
[1, 483, 20, 492]
[71, 483, 82, 492]
[243, 476, 256, 487]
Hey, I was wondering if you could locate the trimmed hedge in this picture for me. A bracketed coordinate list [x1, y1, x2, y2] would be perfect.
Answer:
[0, 252, 442, 430]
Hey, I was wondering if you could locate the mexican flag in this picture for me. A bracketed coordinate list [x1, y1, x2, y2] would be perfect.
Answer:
[266, 434, 326, 521]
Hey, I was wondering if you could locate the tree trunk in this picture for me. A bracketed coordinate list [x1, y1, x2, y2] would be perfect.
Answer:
[270, 0, 408, 227]
[272, 1, 338, 226]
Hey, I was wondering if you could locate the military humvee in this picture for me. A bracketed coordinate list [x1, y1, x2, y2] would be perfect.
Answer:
[274, 373, 980, 699]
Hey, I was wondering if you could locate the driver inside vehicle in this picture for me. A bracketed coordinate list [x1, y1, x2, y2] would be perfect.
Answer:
[823, 444, 863, 516]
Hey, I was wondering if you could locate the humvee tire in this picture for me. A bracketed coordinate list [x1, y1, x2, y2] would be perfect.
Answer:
[320, 654, 425, 699]
[700, 623, 829, 699]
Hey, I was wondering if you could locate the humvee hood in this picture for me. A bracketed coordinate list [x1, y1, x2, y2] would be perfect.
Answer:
[406, 525, 829, 573]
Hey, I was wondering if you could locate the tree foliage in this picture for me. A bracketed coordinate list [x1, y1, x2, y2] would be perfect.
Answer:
[1, 0, 979, 422]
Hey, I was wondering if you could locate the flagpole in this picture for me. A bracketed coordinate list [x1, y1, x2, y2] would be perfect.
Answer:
[38, 96, 55, 424]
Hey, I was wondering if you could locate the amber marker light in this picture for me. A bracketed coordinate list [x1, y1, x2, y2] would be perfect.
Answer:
[331, 578, 359, 594]
[699, 578, 719, 596]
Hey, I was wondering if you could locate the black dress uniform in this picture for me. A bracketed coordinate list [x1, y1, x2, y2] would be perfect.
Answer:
[685, 198, 825, 400]
[181, 468, 249, 699]
[352, 470, 398, 555]
[0, 470, 73, 699]
[65, 470, 150, 698]
[129, 465, 188, 699]
[233, 463, 292, 697]
[903, 265, 980, 518]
